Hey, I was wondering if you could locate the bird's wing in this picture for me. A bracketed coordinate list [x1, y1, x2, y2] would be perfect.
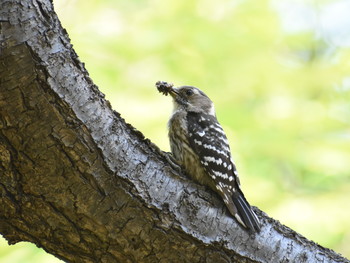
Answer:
[186, 111, 260, 232]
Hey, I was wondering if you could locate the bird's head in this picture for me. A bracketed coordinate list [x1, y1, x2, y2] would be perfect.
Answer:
[157, 81, 215, 116]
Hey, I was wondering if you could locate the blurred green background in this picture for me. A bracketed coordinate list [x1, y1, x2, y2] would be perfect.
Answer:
[1, 0, 350, 261]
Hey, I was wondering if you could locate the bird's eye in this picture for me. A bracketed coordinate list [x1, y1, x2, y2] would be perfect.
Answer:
[185, 89, 194, 96]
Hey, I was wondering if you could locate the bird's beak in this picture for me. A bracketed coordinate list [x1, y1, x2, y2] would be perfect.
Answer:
[168, 87, 179, 99]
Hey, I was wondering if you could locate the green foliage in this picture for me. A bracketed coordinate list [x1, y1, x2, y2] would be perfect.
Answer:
[2, 0, 349, 261]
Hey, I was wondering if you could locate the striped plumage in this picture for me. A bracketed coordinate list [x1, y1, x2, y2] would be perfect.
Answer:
[158, 82, 260, 232]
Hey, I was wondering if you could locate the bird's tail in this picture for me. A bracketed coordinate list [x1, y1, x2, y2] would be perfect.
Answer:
[232, 193, 261, 232]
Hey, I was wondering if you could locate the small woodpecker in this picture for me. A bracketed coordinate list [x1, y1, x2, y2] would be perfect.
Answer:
[157, 81, 260, 232]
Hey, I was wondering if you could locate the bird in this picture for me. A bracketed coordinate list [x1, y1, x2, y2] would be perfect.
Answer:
[156, 81, 260, 232]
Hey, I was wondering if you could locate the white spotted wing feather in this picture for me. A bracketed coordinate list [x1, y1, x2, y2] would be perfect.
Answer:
[186, 112, 260, 232]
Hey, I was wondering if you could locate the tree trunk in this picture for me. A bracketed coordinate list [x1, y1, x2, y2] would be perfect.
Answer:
[0, 0, 348, 262]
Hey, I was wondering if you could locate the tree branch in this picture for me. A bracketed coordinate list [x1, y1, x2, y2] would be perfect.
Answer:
[0, 0, 348, 262]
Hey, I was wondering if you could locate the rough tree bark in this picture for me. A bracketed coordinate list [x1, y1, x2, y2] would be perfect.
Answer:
[0, 0, 348, 262]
